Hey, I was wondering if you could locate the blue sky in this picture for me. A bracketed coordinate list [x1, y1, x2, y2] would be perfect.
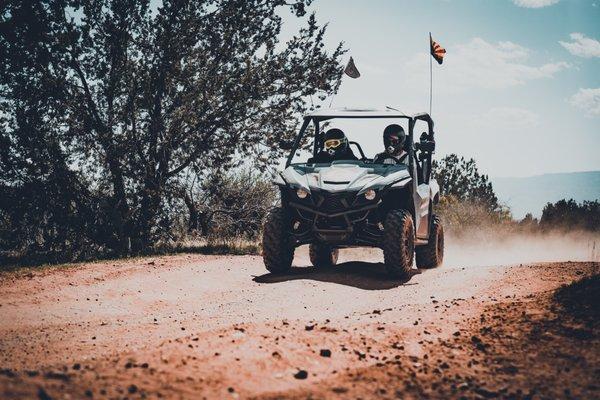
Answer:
[281, 0, 600, 177]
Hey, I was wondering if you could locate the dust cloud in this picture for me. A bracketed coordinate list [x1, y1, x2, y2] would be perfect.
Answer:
[444, 230, 600, 267]
[327, 230, 600, 268]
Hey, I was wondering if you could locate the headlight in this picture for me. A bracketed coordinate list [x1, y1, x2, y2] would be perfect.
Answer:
[296, 188, 309, 199]
[364, 189, 376, 201]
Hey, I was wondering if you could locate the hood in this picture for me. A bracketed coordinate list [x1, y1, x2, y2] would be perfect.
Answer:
[281, 162, 411, 194]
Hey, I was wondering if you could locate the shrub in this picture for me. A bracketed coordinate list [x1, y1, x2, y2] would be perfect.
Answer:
[540, 199, 600, 232]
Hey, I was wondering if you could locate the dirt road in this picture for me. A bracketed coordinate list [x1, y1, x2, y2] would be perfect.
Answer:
[0, 247, 598, 399]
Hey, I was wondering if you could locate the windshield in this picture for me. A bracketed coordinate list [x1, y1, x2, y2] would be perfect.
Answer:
[289, 117, 411, 164]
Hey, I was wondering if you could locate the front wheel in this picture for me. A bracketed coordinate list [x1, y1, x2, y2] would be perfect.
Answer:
[262, 207, 294, 273]
[309, 244, 339, 269]
[382, 209, 415, 279]
[416, 215, 444, 268]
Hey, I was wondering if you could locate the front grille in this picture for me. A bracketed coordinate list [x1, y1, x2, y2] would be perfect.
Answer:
[322, 196, 346, 212]
[317, 193, 355, 213]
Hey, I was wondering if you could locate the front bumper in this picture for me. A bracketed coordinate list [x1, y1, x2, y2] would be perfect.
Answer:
[287, 190, 383, 246]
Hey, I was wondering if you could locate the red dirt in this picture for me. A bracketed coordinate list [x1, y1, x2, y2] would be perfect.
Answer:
[0, 248, 598, 399]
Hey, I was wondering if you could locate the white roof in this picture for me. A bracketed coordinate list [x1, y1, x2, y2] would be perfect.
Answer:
[305, 107, 429, 119]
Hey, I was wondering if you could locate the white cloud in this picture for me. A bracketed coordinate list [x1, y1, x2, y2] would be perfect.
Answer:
[559, 33, 600, 58]
[404, 38, 570, 92]
[512, 0, 559, 8]
[569, 88, 600, 117]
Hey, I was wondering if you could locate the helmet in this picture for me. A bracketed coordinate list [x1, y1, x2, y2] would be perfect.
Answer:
[323, 128, 348, 156]
[383, 124, 406, 155]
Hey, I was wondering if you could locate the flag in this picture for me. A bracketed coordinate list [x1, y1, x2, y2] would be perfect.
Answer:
[344, 57, 360, 78]
[430, 34, 446, 65]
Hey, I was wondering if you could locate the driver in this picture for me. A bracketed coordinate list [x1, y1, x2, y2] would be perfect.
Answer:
[373, 124, 408, 165]
[308, 128, 358, 163]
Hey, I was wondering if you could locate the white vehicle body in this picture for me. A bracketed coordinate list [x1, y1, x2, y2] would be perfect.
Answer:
[279, 162, 439, 243]
[262, 108, 445, 276]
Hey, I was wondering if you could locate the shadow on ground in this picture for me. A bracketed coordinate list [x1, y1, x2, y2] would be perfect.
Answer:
[252, 261, 421, 290]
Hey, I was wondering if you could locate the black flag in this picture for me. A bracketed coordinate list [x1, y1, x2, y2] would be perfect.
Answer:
[344, 57, 360, 78]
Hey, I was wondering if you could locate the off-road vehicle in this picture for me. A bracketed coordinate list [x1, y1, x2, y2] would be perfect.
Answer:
[262, 108, 444, 279]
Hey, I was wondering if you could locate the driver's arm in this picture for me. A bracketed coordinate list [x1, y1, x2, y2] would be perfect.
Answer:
[373, 152, 386, 164]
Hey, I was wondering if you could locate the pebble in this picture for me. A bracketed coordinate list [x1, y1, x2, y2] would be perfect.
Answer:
[320, 349, 332, 357]
[294, 370, 308, 379]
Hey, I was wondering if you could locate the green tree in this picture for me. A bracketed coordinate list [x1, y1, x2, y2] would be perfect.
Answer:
[1, 0, 344, 257]
[540, 199, 600, 232]
[433, 154, 500, 213]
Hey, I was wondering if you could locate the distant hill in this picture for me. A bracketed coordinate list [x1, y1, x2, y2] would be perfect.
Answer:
[491, 171, 600, 219]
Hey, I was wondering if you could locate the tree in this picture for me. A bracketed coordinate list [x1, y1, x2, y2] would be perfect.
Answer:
[193, 169, 277, 240]
[432, 154, 500, 213]
[1, 0, 344, 256]
[540, 199, 600, 232]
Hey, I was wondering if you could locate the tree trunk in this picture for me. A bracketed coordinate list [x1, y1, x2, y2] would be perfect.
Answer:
[183, 193, 199, 233]
[198, 211, 211, 237]
[134, 176, 164, 252]
[106, 153, 131, 255]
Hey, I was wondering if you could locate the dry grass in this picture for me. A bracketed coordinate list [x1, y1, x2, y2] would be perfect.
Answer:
[1, 237, 260, 272]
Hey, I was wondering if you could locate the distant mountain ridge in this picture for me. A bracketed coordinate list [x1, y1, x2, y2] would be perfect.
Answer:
[491, 171, 600, 219]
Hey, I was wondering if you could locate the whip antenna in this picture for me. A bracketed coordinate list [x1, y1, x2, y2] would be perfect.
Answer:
[429, 33, 433, 116]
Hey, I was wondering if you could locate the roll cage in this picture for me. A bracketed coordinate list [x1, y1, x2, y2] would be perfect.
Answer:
[285, 109, 437, 184]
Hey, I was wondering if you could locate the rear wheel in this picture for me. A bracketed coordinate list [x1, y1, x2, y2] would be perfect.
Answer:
[309, 244, 339, 268]
[262, 207, 294, 273]
[382, 209, 414, 279]
[416, 215, 444, 268]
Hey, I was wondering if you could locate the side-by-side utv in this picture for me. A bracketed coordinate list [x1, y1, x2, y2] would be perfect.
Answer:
[262, 108, 444, 279]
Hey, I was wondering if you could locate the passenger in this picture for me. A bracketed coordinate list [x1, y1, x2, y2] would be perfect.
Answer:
[373, 124, 408, 165]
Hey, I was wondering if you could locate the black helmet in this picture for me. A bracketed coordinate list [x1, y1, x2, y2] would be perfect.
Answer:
[323, 128, 348, 156]
[383, 124, 406, 154]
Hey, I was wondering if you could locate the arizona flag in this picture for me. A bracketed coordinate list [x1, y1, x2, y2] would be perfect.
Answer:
[430, 33, 446, 65]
